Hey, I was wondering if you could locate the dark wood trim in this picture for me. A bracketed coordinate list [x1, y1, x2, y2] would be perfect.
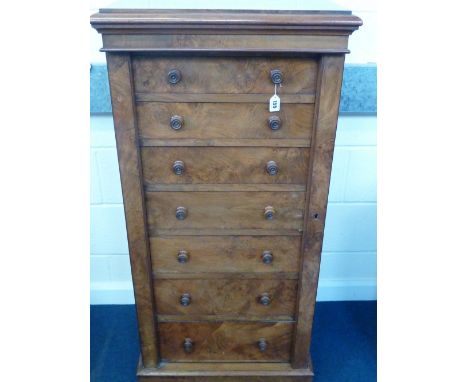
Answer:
[156, 315, 296, 322]
[106, 53, 159, 367]
[145, 184, 306, 192]
[135, 93, 315, 104]
[139, 139, 311, 148]
[101, 33, 350, 53]
[150, 229, 303, 237]
[153, 272, 299, 280]
[91, 10, 362, 34]
[137, 357, 314, 381]
[291, 55, 345, 368]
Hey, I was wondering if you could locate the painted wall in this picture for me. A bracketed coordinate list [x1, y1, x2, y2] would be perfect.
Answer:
[90, 0, 377, 304]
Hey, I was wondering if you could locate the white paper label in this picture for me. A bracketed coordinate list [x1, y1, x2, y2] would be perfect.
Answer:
[269, 94, 281, 112]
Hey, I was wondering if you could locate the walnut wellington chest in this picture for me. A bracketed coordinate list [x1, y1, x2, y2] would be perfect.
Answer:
[91, 6, 361, 382]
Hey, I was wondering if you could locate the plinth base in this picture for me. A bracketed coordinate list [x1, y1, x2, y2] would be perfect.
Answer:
[137, 358, 314, 382]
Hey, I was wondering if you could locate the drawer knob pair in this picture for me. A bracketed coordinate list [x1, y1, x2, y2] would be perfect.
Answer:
[177, 206, 274, 220]
[259, 292, 271, 306]
[181, 292, 269, 306]
[167, 69, 181, 84]
[173, 160, 277, 176]
[170, 115, 280, 131]
[169, 68, 281, 85]
[180, 293, 191, 306]
[179, 250, 271, 264]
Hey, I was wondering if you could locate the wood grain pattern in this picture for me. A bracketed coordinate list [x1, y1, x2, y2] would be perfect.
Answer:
[132, 56, 317, 94]
[137, 359, 313, 382]
[106, 53, 159, 367]
[145, 191, 305, 232]
[150, 236, 301, 274]
[291, 55, 346, 368]
[158, 322, 293, 362]
[140, 360, 313, 373]
[154, 274, 298, 280]
[154, 279, 297, 317]
[151, 229, 302, 236]
[139, 376, 311, 382]
[102, 33, 350, 54]
[140, 139, 311, 148]
[91, 9, 363, 35]
[157, 315, 295, 322]
[135, 93, 315, 104]
[145, 184, 306, 192]
[141, 147, 309, 185]
[137, 102, 314, 140]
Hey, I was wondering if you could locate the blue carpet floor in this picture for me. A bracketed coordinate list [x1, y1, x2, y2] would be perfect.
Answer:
[91, 301, 376, 382]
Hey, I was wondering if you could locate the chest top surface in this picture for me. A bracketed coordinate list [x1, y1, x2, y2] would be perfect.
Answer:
[91, 5, 361, 54]
[90, 2, 362, 34]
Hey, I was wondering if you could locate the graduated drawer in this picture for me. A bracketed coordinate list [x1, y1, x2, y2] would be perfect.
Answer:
[151, 236, 301, 274]
[141, 147, 309, 186]
[145, 191, 305, 233]
[132, 56, 318, 94]
[137, 102, 314, 140]
[159, 322, 293, 362]
[155, 279, 297, 318]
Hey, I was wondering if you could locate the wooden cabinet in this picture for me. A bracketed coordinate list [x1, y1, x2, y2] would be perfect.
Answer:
[91, 6, 361, 382]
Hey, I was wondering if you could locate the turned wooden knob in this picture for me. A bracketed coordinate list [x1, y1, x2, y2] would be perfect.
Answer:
[177, 250, 189, 263]
[266, 160, 279, 176]
[173, 160, 185, 175]
[180, 293, 191, 306]
[167, 69, 181, 84]
[270, 69, 283, 84]
[264, 206, 275, 220]
[258, 338, 268, 352]
[183, 338, 193, 353]
[170, 115, 184, 130]
[176, 206, 187, 220]
[268, 115, 281, 130]
[262, 251, 273, 264]
[259, 293, 271, 306]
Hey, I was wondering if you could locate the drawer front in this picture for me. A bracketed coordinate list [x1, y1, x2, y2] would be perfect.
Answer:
[151, 236, 301, 274]
[155, 279, 297, 318]
[141, 147, 309, 185]
[145, 191, 305, 232]
[137, 102, 314, 140]
[159, 322, 293, 362]
[132, 56, 317, 94]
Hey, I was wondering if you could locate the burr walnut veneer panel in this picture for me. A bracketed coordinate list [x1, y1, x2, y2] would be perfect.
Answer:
[141, 147, 309, 185]
[151, 236, 301, 274]
[137, 102, 315, 141]
[132, 56, 318, 94]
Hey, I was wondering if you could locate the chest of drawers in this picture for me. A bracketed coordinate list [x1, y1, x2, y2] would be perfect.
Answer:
[91, 7, 361, 382]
